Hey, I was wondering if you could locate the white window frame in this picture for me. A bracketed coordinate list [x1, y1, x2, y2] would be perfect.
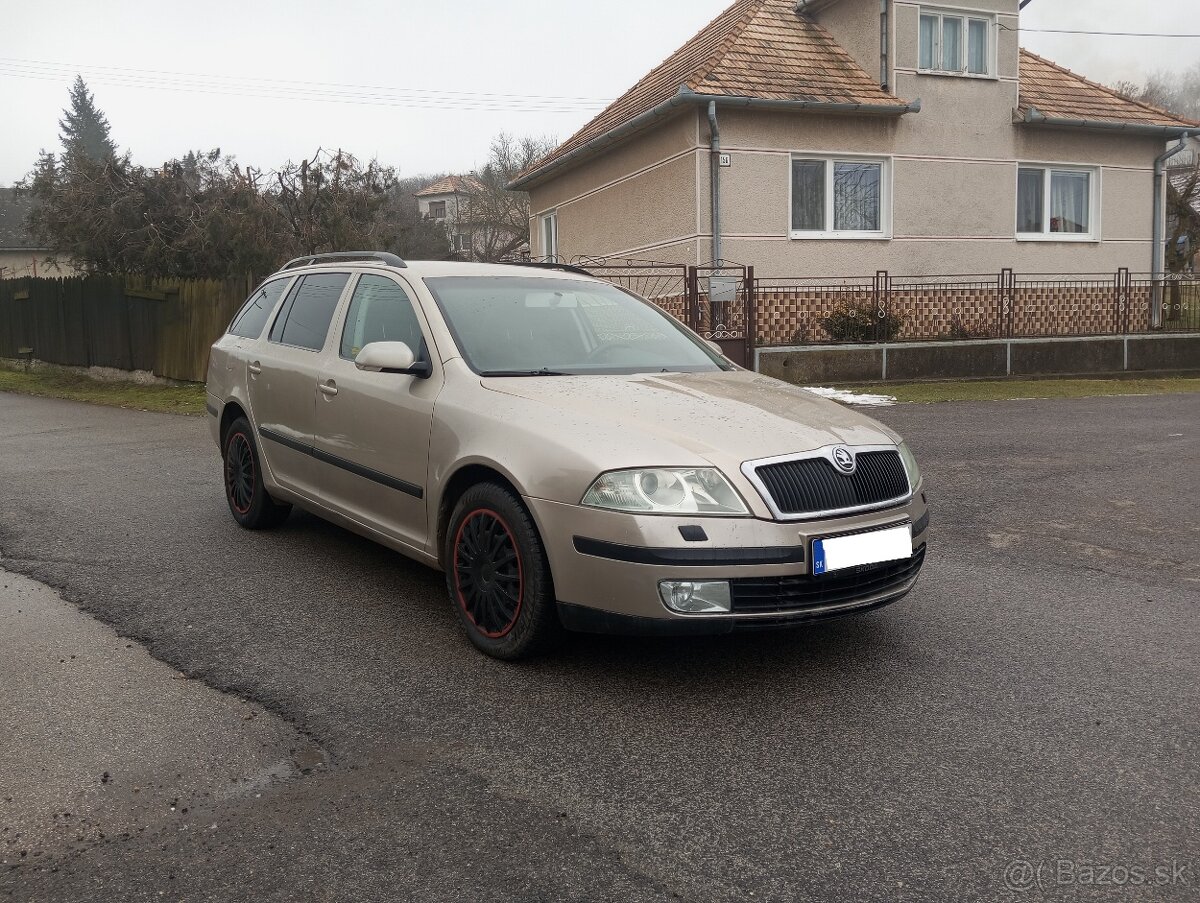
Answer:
[1014, 163, 1102, 243]
[788, 153, 892, 240]
[540, 210, 559, 260]
[918, 6, 996, 79]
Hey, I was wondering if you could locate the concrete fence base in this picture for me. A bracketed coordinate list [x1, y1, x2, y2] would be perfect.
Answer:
[756, 333, 1200, 384]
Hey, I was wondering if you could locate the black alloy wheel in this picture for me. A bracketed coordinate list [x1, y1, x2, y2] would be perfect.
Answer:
[444, 482, 563, 659]
[221, 416, 291, 529]
[453, 509, 523, 638]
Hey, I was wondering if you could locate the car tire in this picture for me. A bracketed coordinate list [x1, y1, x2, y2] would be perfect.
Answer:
[222, 416, 291, 529]
[444, 482, 563, 660]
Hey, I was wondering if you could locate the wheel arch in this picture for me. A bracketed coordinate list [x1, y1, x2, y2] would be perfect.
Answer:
[435, 461, 538, 569]
[219, 399, 249, 444]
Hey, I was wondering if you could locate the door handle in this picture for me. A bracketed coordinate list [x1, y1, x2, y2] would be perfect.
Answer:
[248, 361, 262, 375]
[318, 380, 338, 397]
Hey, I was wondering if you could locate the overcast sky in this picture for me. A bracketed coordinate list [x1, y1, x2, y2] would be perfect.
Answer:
[3, 0, 1198, 186]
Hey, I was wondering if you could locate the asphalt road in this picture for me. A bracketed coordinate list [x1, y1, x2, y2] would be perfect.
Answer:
[1, 390, 1197, 902]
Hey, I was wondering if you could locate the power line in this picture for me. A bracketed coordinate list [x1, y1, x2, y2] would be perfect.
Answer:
[0, 55, 616, 103]
[0, 56, 614, 113]
[1004, 27, 1200, 37]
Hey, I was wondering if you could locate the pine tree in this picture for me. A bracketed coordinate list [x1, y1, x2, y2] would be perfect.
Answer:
[59, 75, 117, 162]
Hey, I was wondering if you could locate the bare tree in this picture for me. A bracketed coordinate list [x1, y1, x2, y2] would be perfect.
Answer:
[1167, 161, 1200, 270]
[458, 133, 557, 262]
[1112, 66, 1200, 280]
[22, 146, 450, 279]
[1111, 63, 1200, 120]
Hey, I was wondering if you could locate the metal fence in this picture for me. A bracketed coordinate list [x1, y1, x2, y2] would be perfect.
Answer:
[4, 263, 1197, 383]
[754, 269, 1200, 346]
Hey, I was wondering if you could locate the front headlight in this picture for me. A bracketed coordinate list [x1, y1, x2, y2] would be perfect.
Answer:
[897, 441, 921, 488]
[581, 468, 749, 515]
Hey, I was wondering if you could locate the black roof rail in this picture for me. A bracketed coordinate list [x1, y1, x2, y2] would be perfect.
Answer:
[281, 251, 407, 270]
[501, 259, 594, 277]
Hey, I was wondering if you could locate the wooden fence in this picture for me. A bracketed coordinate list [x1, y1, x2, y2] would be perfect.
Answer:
[0, 274, 255, 383]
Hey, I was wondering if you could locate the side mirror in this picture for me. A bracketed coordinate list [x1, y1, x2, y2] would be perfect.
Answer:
[706, 340, 724, 355]
[354, 341, 432, 378]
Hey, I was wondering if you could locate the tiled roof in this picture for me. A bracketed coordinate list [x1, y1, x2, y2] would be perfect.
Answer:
[1017, 50, 1198, 129]
[415, 174, 484, 197]
[516, 0, 905, 186]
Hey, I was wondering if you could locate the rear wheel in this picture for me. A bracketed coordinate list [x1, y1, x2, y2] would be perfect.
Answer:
[222, 416, 291, 529]
[445, 482, 562, 660]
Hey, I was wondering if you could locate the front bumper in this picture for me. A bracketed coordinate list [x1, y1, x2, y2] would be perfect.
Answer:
[525, 490, 929, 634]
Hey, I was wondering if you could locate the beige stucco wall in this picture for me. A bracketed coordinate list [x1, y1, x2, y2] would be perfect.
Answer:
[815, 0, 885, 85]
[714, 103, 1160, 276]
[527, 110, 702, 262]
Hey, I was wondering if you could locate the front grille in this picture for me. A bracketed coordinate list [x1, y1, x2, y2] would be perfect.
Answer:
[753, 450, 909, 517]
[730, 545, 925, 614]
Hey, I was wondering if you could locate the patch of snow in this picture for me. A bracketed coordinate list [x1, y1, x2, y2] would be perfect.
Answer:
[804, 386, 897, 407]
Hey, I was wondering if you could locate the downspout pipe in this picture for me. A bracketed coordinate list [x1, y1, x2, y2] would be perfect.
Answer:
[708, 100, 722, 266]
[1152, 130, 1196, 326]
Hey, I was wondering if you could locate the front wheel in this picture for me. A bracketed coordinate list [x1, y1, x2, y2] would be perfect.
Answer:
[444, 483, 562, 660]
[222, 417, 291, 529]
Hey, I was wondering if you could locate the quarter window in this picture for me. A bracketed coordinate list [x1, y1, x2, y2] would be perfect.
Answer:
[1017, 167, 1096, 239]
[791, 157, 886, 237]
[229, 277, 290, 339]
[919, 8, 991, 76]
[340, 274, 425, 361]
[270, 272, 349, 350]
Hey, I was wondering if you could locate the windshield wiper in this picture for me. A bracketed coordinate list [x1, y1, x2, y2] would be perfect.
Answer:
[479, 368, 571, 377]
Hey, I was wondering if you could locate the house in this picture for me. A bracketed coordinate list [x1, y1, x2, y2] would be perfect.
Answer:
[415, 174, 483, 257]
[0, 187, 73, 279]
[511, 0, 1197, 280]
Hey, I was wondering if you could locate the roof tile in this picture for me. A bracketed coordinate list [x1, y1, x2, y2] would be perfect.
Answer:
[516, 0, 904, 185]
[1017, 50, 1198, 129]
[415, 174, 484, 197]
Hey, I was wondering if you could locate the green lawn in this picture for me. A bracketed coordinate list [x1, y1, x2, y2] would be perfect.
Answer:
[850, 376, 1200, 404]
[0, 367, 206, 415]
[3, 363, 1198, 414]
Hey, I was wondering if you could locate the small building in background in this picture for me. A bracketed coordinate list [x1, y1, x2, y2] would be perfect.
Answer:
[415, 174, 486, 259]
[0, 186, 79, 279]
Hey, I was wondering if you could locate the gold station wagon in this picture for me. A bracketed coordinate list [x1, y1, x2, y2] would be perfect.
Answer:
[207, 252, 928, 659]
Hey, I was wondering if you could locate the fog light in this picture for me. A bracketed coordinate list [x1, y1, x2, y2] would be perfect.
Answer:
[658, 580, 731, 614]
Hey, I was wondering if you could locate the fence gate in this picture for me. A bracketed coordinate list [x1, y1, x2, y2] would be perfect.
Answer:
[686, 264, 755, 367]
[544, 257, 757, 369]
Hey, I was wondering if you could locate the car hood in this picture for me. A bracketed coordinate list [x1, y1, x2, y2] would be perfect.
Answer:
[480, 370, 898, 465]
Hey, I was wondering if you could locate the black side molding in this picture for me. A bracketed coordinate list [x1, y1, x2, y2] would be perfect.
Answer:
[258, 426, 423, 499]
[572, 536, 804, 567]
[206, 402, 219, 417]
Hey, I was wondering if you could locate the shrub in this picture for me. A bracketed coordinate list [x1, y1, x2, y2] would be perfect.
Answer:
[948, 317, 992, 340]
[820, 301, 902, 342]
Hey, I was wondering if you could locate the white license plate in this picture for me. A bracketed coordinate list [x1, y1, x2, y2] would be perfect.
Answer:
[812, 524, 912, 575]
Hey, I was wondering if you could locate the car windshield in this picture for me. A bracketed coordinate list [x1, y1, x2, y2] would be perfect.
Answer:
[423, 275, 729, 376]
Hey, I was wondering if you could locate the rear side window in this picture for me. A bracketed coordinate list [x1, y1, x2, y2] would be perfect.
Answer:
[340, 274, 424, 360]
[229, 278, 290, 339]
[269, 273, 349, 351]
